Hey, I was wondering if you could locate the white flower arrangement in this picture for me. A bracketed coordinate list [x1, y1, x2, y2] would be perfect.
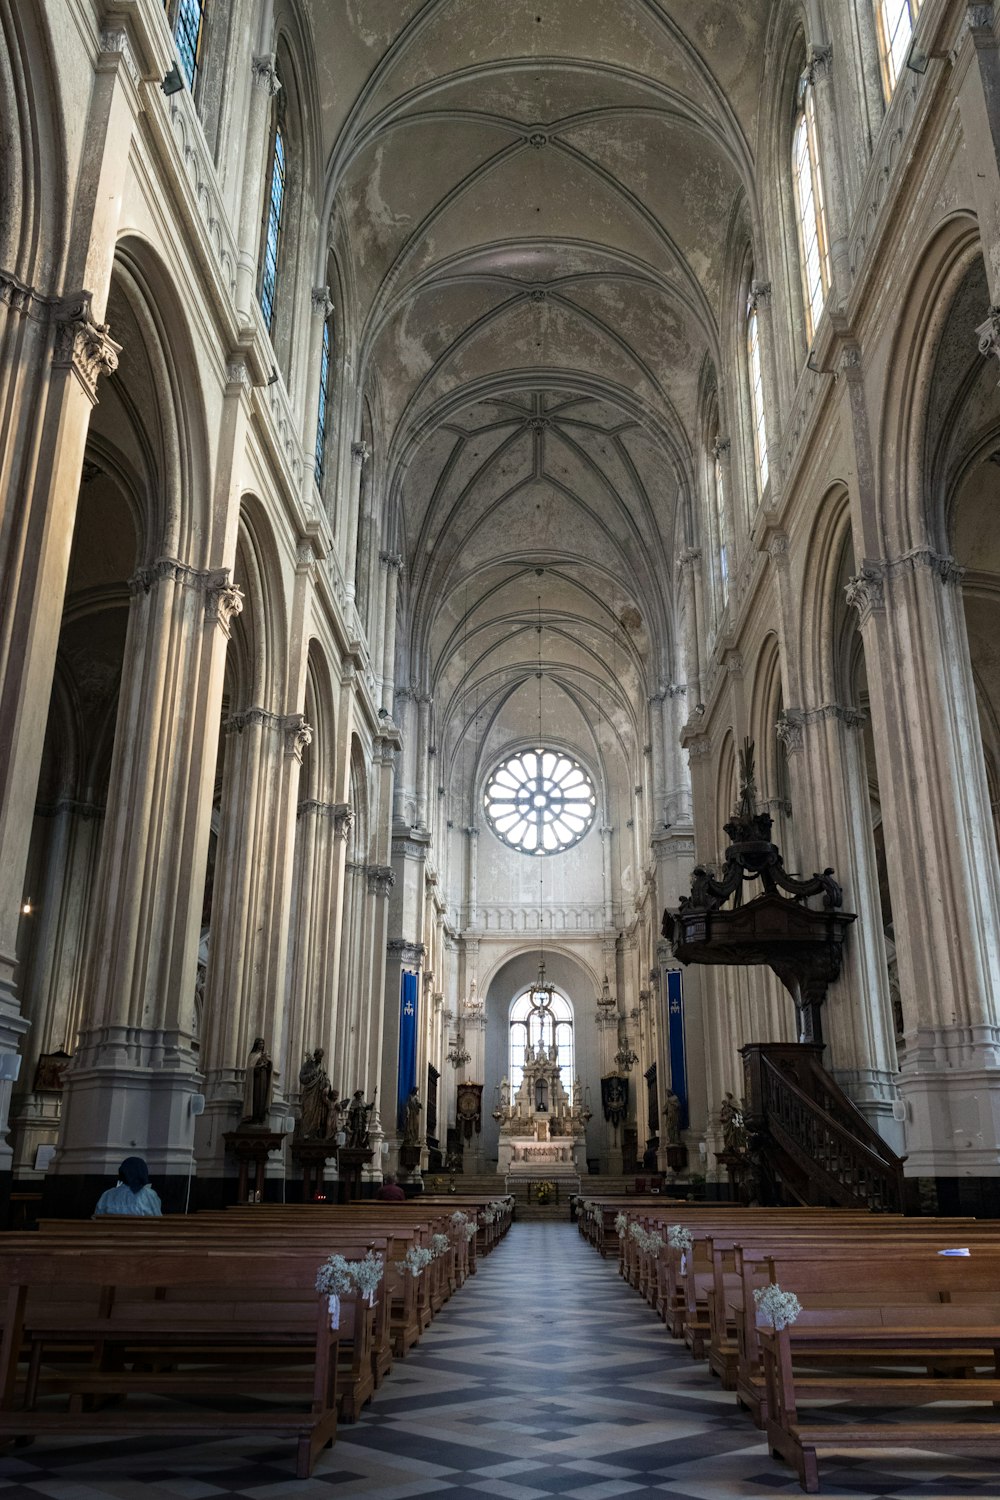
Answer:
[404, 1246, 433, 1278]
[667, 1224, 692, 1253]
[629, 1223, 651, 1253]
[464, 1222, 477, 1241]
[315, 1250, 384, 1305]
[753, 1283, 802, 1330]
[615, 1211, 628, 1238]
[315, 1253, 355, 1296]
[480, 1209, 496, 1225]
[450, 1210, 468, 1226]
[646, 1231, 664, 1256]
[431, 1233, 451, 1257]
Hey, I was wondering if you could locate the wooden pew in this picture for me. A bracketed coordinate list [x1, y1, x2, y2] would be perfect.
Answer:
[0, 1246, 341, 1478]
[758, 1291, 1000, 1491]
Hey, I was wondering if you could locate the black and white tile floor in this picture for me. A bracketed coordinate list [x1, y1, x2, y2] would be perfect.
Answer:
[1, 1222, 998, 1499]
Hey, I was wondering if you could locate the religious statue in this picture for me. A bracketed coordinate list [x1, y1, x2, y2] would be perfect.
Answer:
[346, 1088, 375, 1149]
[663, 1088, 682, 1145]
[719, 1092, 747, 1155]
[298, 1047, 337, 1139]
[241, 1037, 273, 1126]
[402, 1086, 422, 1147]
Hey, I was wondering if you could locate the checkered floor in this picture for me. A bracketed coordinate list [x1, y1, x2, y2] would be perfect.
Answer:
[1, 1221, 998, 1498]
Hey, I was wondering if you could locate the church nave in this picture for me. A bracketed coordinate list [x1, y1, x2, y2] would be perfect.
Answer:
[0, 1222, 998, 1500]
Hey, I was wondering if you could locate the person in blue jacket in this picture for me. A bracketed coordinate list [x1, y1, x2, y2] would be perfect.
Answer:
[94, 1156, 162, 1216]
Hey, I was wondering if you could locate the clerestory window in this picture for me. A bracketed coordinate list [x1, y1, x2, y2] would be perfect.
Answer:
[259, 116, 286, 333]
[484, 749, 596, 855]
[792, 75, 830, 344]
[876, 0, 921, 97]
[315, 315, 332, 484]
[746, 290, 769, 497]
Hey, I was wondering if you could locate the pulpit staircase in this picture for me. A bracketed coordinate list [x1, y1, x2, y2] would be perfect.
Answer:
[742, 1043, 906, 1213]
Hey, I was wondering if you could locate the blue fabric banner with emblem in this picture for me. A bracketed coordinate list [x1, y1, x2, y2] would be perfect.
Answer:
[666, 969, 688, 1130]
[397, 970, 419, 1130]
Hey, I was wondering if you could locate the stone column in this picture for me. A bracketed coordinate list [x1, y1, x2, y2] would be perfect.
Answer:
[286, 799, 351, 1095]
[197, 706, 311, 1178]
[414, 692, 432, 830]
[775, 702, 901, 1145]
[952, 6, 1000, 304]
[379, 552, 403, 711]
[49, 561, 241, 1209]
[804, 41, 851, 300]
[235, 55, 280, 317]
[342, 440, 369, 608]
[848, 548, 1000, 1175]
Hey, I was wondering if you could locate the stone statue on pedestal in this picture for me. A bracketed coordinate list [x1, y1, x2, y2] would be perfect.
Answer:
[346, 1089, 375, 1148]
[402, 1087, 422, 1147]
[298, 1047, 338, 1139]
[241, 1037, 273, 1126]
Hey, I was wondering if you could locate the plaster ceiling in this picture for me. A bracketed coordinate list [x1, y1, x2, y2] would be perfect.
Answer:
[312, 0, 773, 791]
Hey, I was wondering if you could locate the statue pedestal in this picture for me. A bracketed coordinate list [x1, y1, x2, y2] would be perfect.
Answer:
[337, 1146, 373, 1203]
[665, 1143, 688, 1173]
[291, 1138, 337, 1201]
[223, 1129, 286, 1203]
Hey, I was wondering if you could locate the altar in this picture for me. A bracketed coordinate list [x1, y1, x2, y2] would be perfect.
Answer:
[495, 1036, 589, 1177]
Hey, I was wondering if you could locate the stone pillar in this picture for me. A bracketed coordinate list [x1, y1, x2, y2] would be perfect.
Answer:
[342, 440, 369, 607]
[235, 55, 280, 317]
[776, 703, 902, 1145]
[197, 706, 311, 1179]
[677, 547, 703, 706]
[49, 560, 241, 1209]
[804, 41, 851, 301]
[848, 549, 1000, 1175]
[952, 5, 1000, 304]
[286, 799, 351, 1096]
[414, 693, 432, 830]
[379, 552, 403, 711]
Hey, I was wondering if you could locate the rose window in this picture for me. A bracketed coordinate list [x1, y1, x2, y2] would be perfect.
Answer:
[483, 750, 596, 855]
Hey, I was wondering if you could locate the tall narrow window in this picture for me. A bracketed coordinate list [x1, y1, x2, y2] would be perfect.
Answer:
[792, 77, 830, 342]
[713, 438, 729, 606]
[746, 291, 769, 496]
[259, 121, 286, 333]
[167, 0, 207, 91]
[876, 0, 921, 97]
[315, 315, 332, 483]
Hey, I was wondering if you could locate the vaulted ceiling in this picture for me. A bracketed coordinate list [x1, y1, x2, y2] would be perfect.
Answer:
[311, 0, 772, 802]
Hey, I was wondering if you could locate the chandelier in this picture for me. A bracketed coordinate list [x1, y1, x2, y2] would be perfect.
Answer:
[614, 1033, 639, 1073]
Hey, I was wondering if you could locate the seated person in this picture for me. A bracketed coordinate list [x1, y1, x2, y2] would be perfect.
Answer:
[374, 1172, 406, 1202]
[94, 1156, 162, 1216]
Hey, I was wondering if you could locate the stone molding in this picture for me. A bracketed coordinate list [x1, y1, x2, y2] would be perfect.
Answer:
[52, 294, 121, 404]
[749, 279, 771, 310]
[284, 714, 313, 761]
[224, 708, 314, 759]
[0, 271, 47, 319]
[297, 800, 353, 839]
[712, 436, 731, 460]
[351, 439, 370, 466]
[99, 26, 141, 86]
[976, 304, 1000, 373]
[847, 548, 965, 620]
[34, 797, 105, 821]
[686, 734, 712, 758]
[205, 579, 244, 634]
[379, 550, 404, 570]
[805, 42, 833, 84]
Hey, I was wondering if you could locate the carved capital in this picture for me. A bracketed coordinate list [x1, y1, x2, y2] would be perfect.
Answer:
[749, 279, 772, 311]
[387, 938, 425, 967]
[129, 557, 210, 597]
[226, 358, 253, 394]
[712, 436, 731, 461]
[965, 4, 996, 35]
[351, 439, 370, 467]
[99, 27, 140, 85]
[205, 575, 244, 635]
[845, 564, 885, 620]
[251, 55, 281, 95]
[805, 42, 833, 84]
[224, 706, 276, 735]
[52, 294, 120, 404]
[379, 550, 404, 570]
[765, 530, 789, 561]
[687, 734, 712, 759]
[677, 547, 701, 570]
[366, 864, 395, 896]
[0, 271, 42, 318]
[284, 714, 313, 761]
[332, 803, 354, 841]
[775, 709, 805, 755]
[311, 285, 334, 320]
[977, 305, 1000, 372]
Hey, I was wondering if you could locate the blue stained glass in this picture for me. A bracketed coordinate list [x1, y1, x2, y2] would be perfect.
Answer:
[260, 126, 285, 332]
[173, 0, 206, 91]
[315, 318, 331, 482]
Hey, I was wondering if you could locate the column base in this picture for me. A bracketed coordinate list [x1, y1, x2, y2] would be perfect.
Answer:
[898, 1027, 1000, 1176]
[49, 1026, 203, 1183]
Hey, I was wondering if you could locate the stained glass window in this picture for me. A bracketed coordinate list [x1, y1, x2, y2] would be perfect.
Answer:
[315, 316, 332, 483]
[876, 0, 921, 97]
[260, 124, 286, 333]
[714, 442, 729, 605]
[484, 750, 596, 855]
[509, 988, 574, 1097]
[747, 294, 769, 496]
[792, 79, 830, 343]
[172, 0, 206, 91]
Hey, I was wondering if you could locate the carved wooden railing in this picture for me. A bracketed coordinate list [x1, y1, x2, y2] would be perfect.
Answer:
[742, 1043, 905, 1213]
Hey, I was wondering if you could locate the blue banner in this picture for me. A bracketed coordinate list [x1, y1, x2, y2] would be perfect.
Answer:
[666, 969, 688, 1131]
[397, 970, 419, 1130]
